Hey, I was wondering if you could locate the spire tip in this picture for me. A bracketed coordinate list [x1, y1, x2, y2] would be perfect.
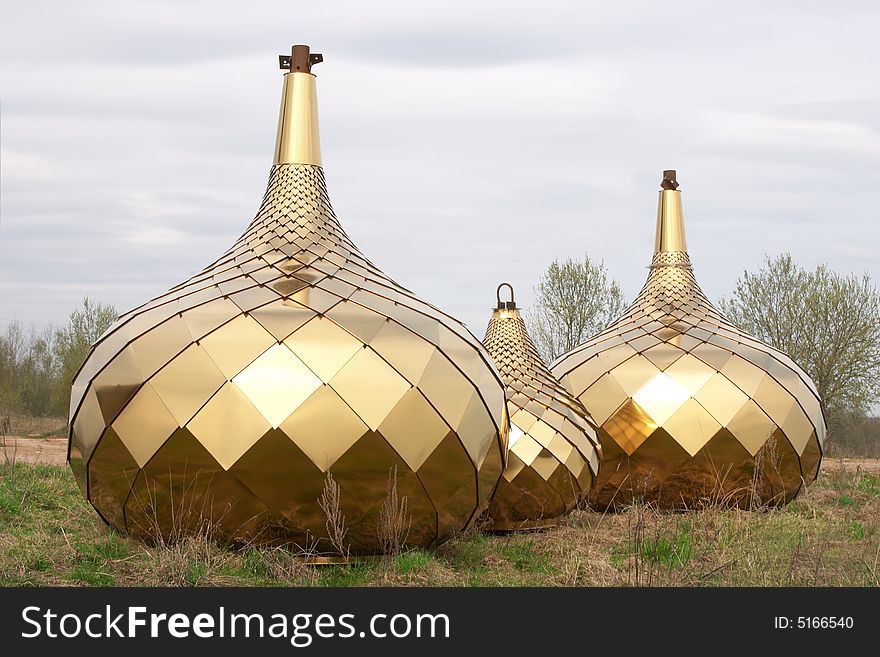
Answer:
[661, 170, 679, 191]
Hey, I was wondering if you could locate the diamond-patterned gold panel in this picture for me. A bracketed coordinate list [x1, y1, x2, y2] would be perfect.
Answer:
[552, 173, 825, 510]
[482, 292, 601, 530]
[67, 58, 505, 554]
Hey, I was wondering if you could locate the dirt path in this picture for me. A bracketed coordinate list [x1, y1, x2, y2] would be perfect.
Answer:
[3, 436, 880, 474]
[820, 456, 880, 475]
[1, 436, 68, 466]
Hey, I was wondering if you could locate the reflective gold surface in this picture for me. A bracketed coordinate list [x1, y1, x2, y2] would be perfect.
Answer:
[68, 46, 506, 554]
[551, 172, 825, 510]
[654, 187, 686, 253]
[274, 71, 321, 166]
[482, 286, 601, 530]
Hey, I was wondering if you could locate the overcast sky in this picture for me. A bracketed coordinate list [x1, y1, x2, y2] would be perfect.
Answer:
[1, 1, 879, 338]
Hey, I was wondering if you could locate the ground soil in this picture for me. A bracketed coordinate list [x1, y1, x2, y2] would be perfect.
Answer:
[820, 456, 880, 475]
[1, 437, 68, 466]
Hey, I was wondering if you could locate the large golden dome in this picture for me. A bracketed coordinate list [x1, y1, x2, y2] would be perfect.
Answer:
[483, 285, 600, 529]
[551, 171, 825, 510]
[67, 45, 506, 553]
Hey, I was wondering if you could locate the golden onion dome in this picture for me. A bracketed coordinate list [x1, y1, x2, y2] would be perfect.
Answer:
[67, 45, 506, 553]
[551, 170, 825, 510]
[482, 284, 601, 529]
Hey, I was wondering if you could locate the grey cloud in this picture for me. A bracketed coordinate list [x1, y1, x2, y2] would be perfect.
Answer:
[1, 0, 878, 339]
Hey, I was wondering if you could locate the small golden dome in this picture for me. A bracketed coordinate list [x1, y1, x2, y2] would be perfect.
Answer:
[552, 170, 825, 510]
[483, 284, 601, 529]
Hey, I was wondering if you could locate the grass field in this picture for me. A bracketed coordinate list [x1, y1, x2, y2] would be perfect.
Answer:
[2, 452, 879, 587]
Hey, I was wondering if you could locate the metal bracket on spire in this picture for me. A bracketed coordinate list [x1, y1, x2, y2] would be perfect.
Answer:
[496, 283, 516, 310]
[279, 45, 323, 73]
[661, 170, 679, 191]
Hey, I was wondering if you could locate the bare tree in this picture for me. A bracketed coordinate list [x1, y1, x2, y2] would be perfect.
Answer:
[52, 297, 118, 414]
[0, 322, 28, 421]
[0, 321, 57, 418]
[0, 297, 117, 420]
[526, 254, 626, 363]
[719, 253, 880, 431]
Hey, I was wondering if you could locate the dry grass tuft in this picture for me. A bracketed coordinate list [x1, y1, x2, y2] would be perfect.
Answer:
[138, 531, 235, 586]
[377, 466, 410, 559]
[318, 471, 349, 559]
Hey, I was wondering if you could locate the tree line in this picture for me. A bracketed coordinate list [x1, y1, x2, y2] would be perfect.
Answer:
[0, 298, 117, 421]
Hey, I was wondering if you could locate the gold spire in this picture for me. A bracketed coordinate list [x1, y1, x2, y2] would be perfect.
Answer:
[654, 169, 687, 254]
[274, 44, 322, 166]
